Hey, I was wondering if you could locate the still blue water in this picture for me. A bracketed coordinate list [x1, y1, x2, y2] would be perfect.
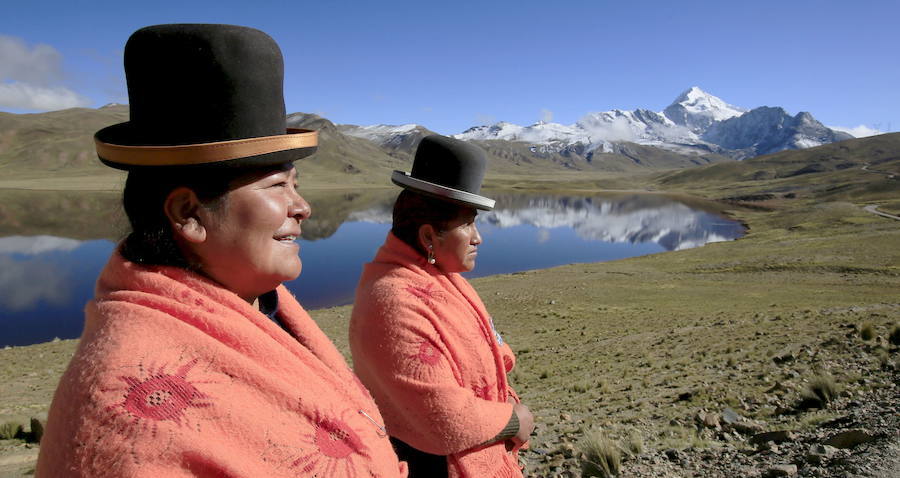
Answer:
[0, 194, 743, 346]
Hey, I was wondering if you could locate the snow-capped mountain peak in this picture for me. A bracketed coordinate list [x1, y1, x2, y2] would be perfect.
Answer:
[663, 86, 747, 132]
[341, 123, 423, 142]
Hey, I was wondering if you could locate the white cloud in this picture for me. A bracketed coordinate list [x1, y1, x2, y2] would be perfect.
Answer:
[0, 35, 63, 84]
[0, 236, 82, 255]
[830, 125, 882, 138]
[0, 255, 71, 311]
[0, 35, 91, 111]
[579, 115, 640, 142]
[0, 81, 91, 110]
[540, 108, 553, 123]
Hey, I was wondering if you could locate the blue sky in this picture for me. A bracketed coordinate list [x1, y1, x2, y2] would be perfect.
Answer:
[2, 0, 897, 135]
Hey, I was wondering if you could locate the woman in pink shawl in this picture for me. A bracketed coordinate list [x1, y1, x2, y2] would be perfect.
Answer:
[36, 24, 405, 478]
[350, 135, 535, 478]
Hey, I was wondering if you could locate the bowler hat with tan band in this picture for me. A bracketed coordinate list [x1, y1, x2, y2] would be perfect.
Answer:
[392, 134, 495, 210]
[95, 24, 317, 170]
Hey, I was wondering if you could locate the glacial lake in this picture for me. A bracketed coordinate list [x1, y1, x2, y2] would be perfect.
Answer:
[0, 189, 744, 347]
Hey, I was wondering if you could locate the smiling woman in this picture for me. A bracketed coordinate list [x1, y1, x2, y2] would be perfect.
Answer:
[36, 24, 406, 478]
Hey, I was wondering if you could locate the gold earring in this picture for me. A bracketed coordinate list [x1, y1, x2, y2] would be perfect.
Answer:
[427, 244, 436, 265]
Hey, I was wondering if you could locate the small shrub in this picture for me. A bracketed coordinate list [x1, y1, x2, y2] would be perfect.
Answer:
[860, 322, 875, 341]
[0, 421, 23, 440]
[570, 381, 589, 393]
[622, 429, 644, 457]
[799, 374, 839, 409]
[580, 431, 621, 478]
[889, 324, 900, 346]
[876, 349, 891, 369]
[597, 378, 610, 393]
[28, 418, 44, 443]
[539, 370, 549, 380]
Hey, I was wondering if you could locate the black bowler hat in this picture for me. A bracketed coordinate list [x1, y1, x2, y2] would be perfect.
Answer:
[391, 135, 495, 210]
[94, 24, 317, 170]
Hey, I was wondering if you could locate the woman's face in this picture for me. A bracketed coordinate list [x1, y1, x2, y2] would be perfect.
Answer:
[194, 164, 310, 301]
[432, 208, 482, 273]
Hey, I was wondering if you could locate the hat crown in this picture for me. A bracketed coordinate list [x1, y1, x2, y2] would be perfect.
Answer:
[123, 24, 286, 146]
[410, 135, 487, 195]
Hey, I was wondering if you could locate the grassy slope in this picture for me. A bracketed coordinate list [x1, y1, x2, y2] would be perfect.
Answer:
[1, 134, 899, 476]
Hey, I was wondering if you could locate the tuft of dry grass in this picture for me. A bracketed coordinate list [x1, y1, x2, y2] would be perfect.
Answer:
[860, 322, 876, 341]
[580, 430, 622, 478]
[800, 374, 840, 409]
[0, 422, 23, 440]
[622, 429, 644, 457]
[889, 324, 900, 346]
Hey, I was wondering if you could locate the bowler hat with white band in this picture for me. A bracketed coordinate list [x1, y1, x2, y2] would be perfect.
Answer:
[392, 135, 495, 210]
[94, 24, 317, 170]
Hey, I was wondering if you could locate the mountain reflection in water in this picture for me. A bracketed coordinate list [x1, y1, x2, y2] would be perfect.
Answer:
[343, 194, 744, 252]
[0, 191, 743, 346]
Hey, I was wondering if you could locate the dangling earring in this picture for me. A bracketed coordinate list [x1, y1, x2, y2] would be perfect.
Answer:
[427, 244, 436, 265]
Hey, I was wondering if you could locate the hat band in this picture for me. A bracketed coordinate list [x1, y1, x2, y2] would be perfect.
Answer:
[95, 128, 317, 166]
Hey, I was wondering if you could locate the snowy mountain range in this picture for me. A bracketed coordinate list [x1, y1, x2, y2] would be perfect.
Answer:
[341, 87, 857, 161]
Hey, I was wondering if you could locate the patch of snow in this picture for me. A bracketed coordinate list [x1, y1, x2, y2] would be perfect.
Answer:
[793, 138, 824, 149]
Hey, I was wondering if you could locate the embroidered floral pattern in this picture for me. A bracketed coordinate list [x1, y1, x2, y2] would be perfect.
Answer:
[313, 418, 361, 459]
[471, 377, 493, 400]
[405, 283, 443, 307]
[416, 340, 442, 365]
[101, 358, 213, 439]
[280, 408, 368, 478]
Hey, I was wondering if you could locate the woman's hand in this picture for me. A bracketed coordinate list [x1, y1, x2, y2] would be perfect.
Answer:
[512, 403, 534, 445]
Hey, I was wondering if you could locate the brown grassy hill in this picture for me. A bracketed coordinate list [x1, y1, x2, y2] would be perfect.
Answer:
[656, 133, 900, 202]
[0, 108, 406, 187]
[286, 113, 407, 185]
[0, 105, 128, 180]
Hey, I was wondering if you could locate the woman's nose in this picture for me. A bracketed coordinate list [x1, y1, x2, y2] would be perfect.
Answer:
[289, 190, 312, 221]
[471, 225, 482, 245]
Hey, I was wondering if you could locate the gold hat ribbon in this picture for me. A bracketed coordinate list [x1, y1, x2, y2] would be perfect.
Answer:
[95, 128, 317, 166]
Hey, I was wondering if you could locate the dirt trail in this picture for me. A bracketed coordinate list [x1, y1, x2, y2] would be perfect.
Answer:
[863, 204, 900, 221]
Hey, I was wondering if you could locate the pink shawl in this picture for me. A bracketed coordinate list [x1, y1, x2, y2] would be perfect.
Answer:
[350, 233, 523, 478]
[37, 251, 407, 478]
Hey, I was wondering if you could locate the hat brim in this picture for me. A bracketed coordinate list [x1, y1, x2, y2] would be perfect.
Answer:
[392, 170, 495, 210]
[95, 125, 317, 170]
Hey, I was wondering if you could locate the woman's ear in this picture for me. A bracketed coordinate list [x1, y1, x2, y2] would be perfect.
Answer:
[164, 187, 207, 244]
[417, 223, 436, 252]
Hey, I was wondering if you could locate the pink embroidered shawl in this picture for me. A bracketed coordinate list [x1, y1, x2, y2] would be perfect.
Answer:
[350, 233, 523, 478]
[37, 251, 407, 478]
